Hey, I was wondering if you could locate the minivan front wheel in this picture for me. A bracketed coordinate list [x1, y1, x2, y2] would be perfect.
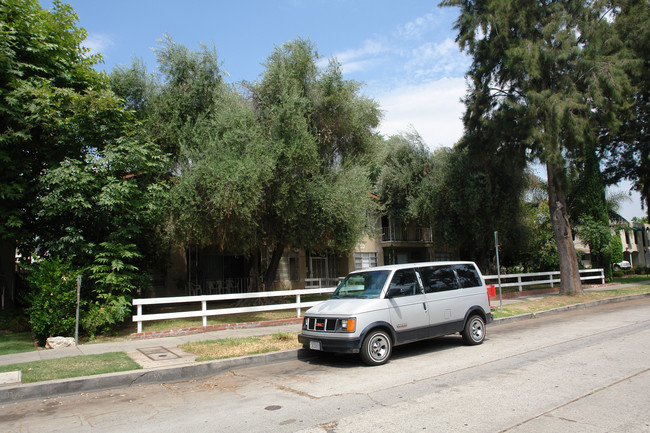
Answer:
[462, 315, 486, 345]
[360, 329, 392, 365]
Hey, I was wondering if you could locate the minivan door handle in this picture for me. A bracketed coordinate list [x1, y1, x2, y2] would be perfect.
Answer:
[422, 302, 427, 311]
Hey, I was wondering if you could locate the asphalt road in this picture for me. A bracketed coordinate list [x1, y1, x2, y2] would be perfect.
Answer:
[2, 298, 649, 433]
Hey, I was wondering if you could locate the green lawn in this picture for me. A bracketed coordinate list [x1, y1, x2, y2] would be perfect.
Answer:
[180, 332, 301, 361]
[0, 332, 38, 356]
[613, 274, 650, 284]
[0, 352, 141, 383]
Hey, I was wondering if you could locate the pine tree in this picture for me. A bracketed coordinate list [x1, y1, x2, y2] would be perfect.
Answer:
[441, 0, 633, 294]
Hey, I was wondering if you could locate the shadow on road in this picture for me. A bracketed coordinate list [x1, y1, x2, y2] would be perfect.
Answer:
[298, 334, 470, 368]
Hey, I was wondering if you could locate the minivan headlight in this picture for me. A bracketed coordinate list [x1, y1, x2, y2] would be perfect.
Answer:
[340, 318, 356, 332]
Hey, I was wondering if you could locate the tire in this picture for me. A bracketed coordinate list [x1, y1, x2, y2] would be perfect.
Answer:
[461, 315, 486, 345]
[360, 329, 392, 366]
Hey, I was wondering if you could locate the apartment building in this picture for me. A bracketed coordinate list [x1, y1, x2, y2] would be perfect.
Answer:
[576, 221, 650, 269]
[159, 216, 457, 297]
[620, 222, 650, 268]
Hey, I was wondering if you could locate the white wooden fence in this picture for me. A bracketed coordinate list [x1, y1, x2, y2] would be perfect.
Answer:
[483, 268, 605, 292]
[132, 287, 336, 333]
[132, 268, 605, 333]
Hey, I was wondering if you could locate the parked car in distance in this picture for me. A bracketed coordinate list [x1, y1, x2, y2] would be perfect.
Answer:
[298, 261, 493, 365]
[614, 260, 631, 270]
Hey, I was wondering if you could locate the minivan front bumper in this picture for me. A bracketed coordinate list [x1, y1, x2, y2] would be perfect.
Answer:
[298, 333, 362, 354]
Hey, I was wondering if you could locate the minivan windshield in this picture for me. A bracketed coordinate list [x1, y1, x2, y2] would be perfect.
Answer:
[331, 270, 391, 299]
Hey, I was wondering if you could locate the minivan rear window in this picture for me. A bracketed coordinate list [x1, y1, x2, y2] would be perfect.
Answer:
[332, 270, 390, 299]
[453, 264, 482, 288]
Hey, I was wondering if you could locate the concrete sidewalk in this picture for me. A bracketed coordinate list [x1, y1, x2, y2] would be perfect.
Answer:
[0, 322, 302, 367]
[1, 281, 648, 403]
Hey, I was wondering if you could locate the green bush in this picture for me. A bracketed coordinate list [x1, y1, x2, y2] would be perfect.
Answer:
[0, 308, 30, 332]
[82, 296, 131, 337]
[634, 266, 649, 275]
[23, 258, 81, 346]
[85, 242, 145, 335]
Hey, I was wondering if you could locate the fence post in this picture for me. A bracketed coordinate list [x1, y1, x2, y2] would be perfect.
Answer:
[517, 276, 522, 292]
[549, 273, 554, 288]
[296, 293, 301, 318]
[600, 269, 605, 284]
[137, 304, 142, 333]
[202, 299, 207, 327]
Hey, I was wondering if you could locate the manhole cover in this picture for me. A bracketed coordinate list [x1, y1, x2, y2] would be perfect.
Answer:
[137, 346, 181, 361]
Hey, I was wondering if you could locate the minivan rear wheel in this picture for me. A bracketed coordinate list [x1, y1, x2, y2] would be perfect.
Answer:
[461, 315, 485, 345]
[360, 329, 392, 365]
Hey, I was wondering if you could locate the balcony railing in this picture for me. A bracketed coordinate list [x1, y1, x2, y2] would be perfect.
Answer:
[382, 226, 433, 242]
[187, 278, 250, 296]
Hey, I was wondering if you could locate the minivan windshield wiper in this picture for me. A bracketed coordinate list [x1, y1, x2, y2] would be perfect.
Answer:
[331, 294, 364, 299]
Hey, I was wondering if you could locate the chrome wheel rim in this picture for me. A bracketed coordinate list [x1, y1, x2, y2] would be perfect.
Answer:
[368, 334, 388, 361]
[470, 318, 484, 341]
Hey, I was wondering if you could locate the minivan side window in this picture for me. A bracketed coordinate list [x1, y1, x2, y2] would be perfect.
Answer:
[453, 264, 482, 288]
[387, 269, 420, 297]
[418, 266, 459, 293]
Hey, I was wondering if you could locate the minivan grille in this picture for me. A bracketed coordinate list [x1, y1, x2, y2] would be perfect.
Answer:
[303, 317, 339, 332]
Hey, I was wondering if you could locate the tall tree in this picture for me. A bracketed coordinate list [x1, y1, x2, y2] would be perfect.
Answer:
[600, 0, 649, 220]
[249, 39, 381, 288]
[377, 130, 528, 271]
[377, 131, 436, 227]
[570, 140, 613, 279]
[120, 37, 273, 288]
[441, 0, 632, 294]
[135, 38, 382, 291]
[0, 0, 107, 304]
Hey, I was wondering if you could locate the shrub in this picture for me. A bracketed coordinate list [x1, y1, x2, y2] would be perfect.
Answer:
[81, 296, 131, 337]
[0, 308, 30, 332]
[85, 242, 147, 335]
[23, 258, 81, 346]
[634, 266, 649, 275]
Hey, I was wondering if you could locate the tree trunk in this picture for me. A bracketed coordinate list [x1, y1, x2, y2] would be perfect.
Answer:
[247, 250, 260, 293]
[0, 240, 17, 308]
[261, 243, 284, 292]
[547, 162, 583, 295]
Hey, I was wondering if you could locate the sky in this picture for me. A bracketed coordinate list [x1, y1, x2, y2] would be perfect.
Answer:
[39, 0, 645, 221]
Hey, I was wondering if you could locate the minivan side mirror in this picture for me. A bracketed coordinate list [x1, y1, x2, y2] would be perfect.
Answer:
[386, 285, 414, 298]
[385, 287, 402, 298]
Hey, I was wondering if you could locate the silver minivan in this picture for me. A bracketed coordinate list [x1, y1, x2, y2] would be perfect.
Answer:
[298, 261, 493, 365]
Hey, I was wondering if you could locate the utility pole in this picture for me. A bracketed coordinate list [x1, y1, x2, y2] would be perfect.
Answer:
[494, 231, 503, 311]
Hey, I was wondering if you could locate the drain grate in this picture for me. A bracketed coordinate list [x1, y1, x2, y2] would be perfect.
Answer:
[137, 346, 181, 361]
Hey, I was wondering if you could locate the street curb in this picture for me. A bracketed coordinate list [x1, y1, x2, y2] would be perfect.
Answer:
[2, 291, 649, 404]
[0, 348, 314, 404]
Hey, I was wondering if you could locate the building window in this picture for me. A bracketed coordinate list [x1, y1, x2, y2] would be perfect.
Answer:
[354, 253, 377, 270]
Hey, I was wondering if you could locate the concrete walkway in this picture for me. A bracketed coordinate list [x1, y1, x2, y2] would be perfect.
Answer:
[1, 281, 648, 403]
